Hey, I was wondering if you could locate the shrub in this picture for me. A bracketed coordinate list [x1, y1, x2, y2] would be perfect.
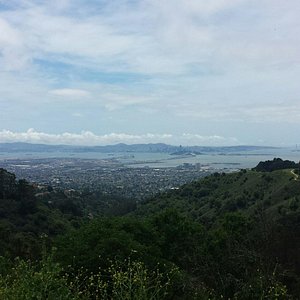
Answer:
[0, 255, 179, 300]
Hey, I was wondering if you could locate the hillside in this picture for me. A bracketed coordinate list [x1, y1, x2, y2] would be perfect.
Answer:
[132, 167, 300, 297]
[59, 167, 300, 299]
[0, 168, 74, 258]
[0, 168, 135, 259]
[136, 168, 300, 224]
[254, 157, 300, 172]
[1, 165, 300, 299]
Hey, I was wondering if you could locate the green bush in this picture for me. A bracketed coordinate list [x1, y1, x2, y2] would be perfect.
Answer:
[0, 255, 75, 300]
[0, 254, 178, 300]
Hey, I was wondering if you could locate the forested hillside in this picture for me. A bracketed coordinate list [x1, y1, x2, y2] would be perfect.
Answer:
[0, 168, 135, 258]
[137, 167, 300, 223]
[254, 157, 300, 172]
[1, 163, 300, 299]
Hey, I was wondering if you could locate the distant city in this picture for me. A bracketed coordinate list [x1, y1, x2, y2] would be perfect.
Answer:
[0, 142, 299, 199]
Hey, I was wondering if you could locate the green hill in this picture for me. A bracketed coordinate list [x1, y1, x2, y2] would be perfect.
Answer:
[254, 158, 300, 172]
[1, 165, 300, 299]
[0, 168, 74, 259]
[131, 168, 300, 297]
[136, 169, 300, 223]
[0, 168, 136, 259]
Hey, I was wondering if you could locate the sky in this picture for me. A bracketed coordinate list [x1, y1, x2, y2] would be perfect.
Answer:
[0, 0, 300, 146]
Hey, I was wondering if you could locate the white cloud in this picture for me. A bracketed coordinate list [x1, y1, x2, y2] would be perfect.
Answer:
[173, 102, 300, 124]
[182, 133, 239, 144]
[2, 0, 299, 75]
[49, 88, 90, 98]
[101, 93, 153, 111]
[0, 129, 239, 146]
[0, 1, 300, 145]
[0, 17, 28, 70]
[1, 0, 299, 79]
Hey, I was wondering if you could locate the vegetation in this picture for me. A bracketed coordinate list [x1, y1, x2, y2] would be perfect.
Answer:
[1, 162, 300, 299]
[0, 168, 135, 259]
[253, 157, 300, 172]
[0, 254, 177, 300]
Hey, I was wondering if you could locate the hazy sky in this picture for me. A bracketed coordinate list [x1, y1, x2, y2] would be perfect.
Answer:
[0, 0, 300, 146]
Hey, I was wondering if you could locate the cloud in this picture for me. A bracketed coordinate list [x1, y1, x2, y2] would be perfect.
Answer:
[1, 0, 299, 83]
[0, 1, 300, 145]
[101, 93, 153, 110]
[0, 129, 239, 146]
[72, 112, 83, 118]
[49, 88, 90, 98]
[2, 0, 299, 75]
[0, 17, 28, 70]
[239, 104, 300, 123]
[182, 133, 239, 144]
[173, 102, 300, 124]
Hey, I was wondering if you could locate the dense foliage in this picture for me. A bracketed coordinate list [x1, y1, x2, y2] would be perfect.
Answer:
[1, 164, 300, 299]
[0, 168, 135, 259]
[0, 168, 72, 259]
[254, 158, 300, 172]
